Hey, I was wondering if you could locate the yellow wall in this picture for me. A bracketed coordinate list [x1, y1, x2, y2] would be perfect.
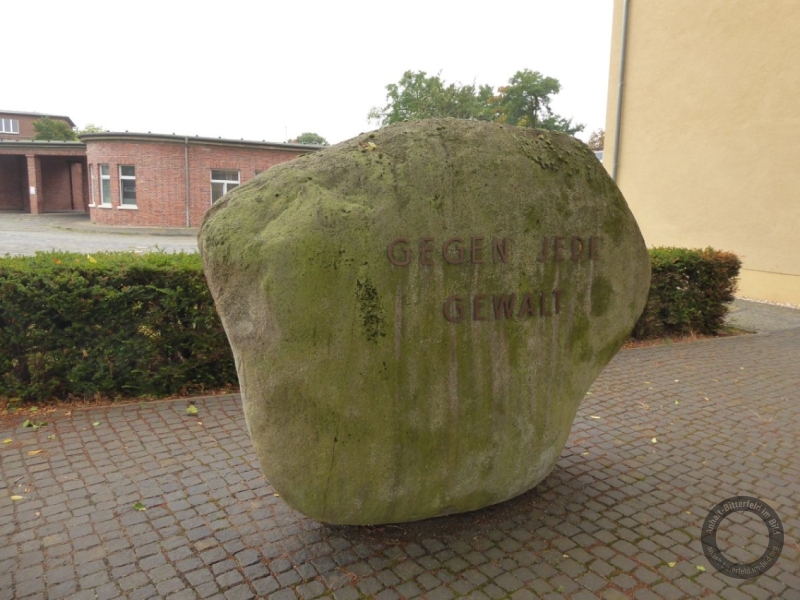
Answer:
[605, 0, 800, 305]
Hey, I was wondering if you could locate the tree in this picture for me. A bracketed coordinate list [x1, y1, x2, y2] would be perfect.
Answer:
[77, 123, 104, 135]
[368, 69, 583, 135]
[587, 128, 605, 151]
[368, 70, 494, 126]
[33, 117, 78, 141]
[494, 69, 584, 134]
[292, 132, 329, 146]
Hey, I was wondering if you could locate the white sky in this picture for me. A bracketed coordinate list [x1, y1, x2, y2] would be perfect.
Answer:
[4, 0, 613, 145]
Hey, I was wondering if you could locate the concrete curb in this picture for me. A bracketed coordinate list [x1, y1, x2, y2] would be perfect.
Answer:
[49, 221, 199, 237]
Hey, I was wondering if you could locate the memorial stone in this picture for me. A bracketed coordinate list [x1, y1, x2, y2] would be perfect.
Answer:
[198, 119, 650, 525]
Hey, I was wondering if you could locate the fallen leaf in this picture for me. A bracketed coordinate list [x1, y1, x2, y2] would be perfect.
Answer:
[47, 435, 56, 440]
[651, 437, 658, 443]
[273, 493, 280, 497]
[92, 422, 100, 427]
[581, 452, 590, 456]
[674, 400, 680, 405]
[2, 439, 11, 444]
[29, 407, 38, 413]
[133, 501, 146, 511]
[87, 255, 97, 263]
[186, 405, 198, 415]
[10, 495, 23, 501]
[590, 415, 601, 419]
[667, 562, 676, 568]
[27, 450, 44, 456]
[696, 565, 706, 573]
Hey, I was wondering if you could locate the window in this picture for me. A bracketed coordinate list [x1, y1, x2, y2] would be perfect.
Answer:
[119, 165, 136, 205]
[100, 164, 112, 205]
[211, 169, 239, 203]
[0, 118, 19, 134]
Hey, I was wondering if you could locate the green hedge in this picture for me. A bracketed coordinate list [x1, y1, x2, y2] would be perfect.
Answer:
[632, 247, 741, 340]
[0, 247, 740, 402]
[0, 251, 236, 401]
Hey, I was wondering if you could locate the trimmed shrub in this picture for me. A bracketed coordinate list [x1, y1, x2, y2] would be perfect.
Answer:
[0, 251, 235, 401]
[632, 247, 741, 339]
[0, 247, 741, 402]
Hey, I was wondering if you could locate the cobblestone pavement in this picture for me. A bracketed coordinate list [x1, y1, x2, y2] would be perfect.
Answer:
[2, 325, 799, 599]
[727, 299, 800, 333]
[0, 213, 197, 257]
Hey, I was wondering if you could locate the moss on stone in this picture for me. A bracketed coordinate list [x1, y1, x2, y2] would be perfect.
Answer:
[199, 118, 650, 525]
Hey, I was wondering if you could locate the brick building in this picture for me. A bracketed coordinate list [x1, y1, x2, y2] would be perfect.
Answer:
[0, 110, 75, 141]
[82, 133, 317, 228]
[0, 109, 321, 226]
[0, 110, 88, 213]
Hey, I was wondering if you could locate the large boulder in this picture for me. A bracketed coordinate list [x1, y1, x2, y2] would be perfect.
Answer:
[198, 119, 650, 525]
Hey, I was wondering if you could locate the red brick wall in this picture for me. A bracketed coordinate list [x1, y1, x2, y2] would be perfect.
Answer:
[0, 114, 73, 141]
[40, 157, 76, 211]
[0, 155, 26, 210]
[87, 139, 310, 227]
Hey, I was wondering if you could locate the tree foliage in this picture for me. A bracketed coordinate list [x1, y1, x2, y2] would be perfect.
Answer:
[77, 123, 104, 135]
[293, 132, 329, 146]
[369, 69, 584, 135]
[495, 70, 559, 128]
[587, 128, 605, 151]
[368, 71, 495, 125]
[32, 117, 78, 141]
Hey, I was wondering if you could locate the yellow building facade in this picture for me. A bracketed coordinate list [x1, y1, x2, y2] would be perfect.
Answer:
[604, 0, 800, 304]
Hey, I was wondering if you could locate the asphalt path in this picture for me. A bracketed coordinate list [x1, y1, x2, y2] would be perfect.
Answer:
[0, 212, 198, 257]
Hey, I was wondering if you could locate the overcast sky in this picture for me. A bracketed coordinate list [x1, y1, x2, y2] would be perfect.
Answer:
[5, 0, 613, 145]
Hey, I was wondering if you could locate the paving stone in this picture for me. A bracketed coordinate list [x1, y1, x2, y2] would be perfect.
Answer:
[45, 580, 77, 599]
[224, 585, 255, 600]
[296, 580, 326, 599]
[396, 581, 422, 598]
[332, 586, 360, 600]
[1, 325, 799, 600]
[130, 585, 158, 600]
[426, 587, 455, 600]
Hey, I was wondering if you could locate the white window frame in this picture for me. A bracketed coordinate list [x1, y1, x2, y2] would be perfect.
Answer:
[211, 169, 240, 204]
[99, 164, 112, 206]
[88, 164, 96, 207]
[119, 165, 137, 207]
[0, 118, 19, 134]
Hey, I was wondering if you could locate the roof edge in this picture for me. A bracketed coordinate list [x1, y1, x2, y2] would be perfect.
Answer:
[79, 131, 325, 152]
[0, 110, 75, 127]
[0, 139, 86, 149]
